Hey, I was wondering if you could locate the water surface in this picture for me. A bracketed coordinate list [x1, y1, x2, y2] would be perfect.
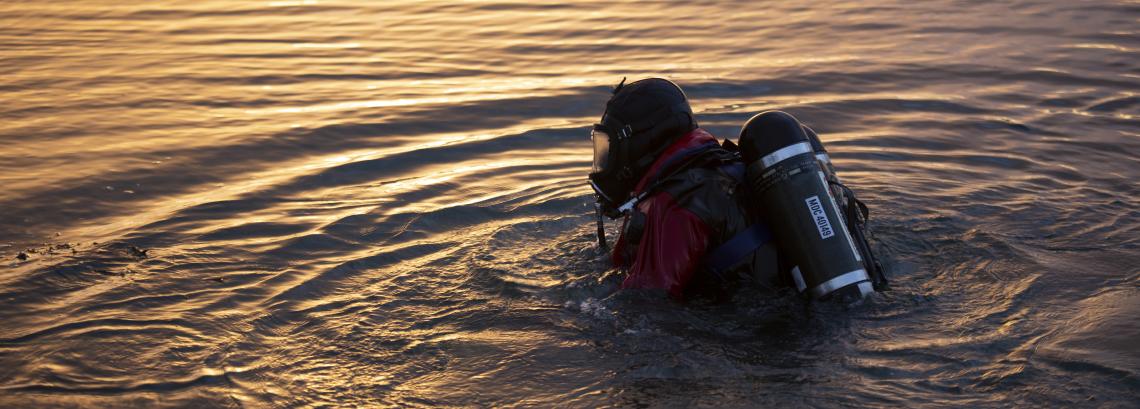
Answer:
[1, 0, 1138, 407]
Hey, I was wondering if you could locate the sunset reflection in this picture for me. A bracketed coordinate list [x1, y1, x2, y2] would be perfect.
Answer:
[1, 0, 1138, 407]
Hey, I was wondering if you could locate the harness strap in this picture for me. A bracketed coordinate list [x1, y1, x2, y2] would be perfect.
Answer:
[718, 161, 744, 182]
[627, 143, 734, 210]
[705, 223, 774, 279]
[830, 180, 889, 291]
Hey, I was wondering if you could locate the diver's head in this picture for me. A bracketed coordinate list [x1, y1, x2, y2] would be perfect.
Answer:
[588, 77, 697, 216]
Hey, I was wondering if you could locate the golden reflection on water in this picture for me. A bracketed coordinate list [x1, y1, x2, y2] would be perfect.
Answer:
[1, 0, 1138, 407]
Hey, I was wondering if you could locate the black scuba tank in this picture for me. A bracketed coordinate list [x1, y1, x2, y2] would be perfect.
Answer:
[806, 124, 890, 292]
[738, 112, 873, 301]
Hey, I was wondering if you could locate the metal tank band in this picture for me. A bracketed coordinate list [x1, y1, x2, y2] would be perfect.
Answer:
[809, 268, 871, 298]
[760, 141, 814, 169]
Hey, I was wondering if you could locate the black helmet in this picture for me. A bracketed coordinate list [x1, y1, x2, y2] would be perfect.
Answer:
[588, 78, 697, 216]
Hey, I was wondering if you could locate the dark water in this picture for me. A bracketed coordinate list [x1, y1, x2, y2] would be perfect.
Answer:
[1, 0, 1138, 407]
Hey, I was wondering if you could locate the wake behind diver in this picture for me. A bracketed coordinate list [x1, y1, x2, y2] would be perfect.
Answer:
[587, 78, 888, 303]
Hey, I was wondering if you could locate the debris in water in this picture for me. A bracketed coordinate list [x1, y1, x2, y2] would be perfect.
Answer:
[16, 252, 28, 261]
[128, 245, 149, 258]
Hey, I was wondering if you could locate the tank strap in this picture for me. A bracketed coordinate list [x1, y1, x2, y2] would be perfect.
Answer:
[830, 180, 889, 291]
[705, 223, 774, 280]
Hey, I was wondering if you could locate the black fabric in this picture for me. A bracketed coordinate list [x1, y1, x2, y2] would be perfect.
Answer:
[653, 156, 785, 295]
[617, 141, 785, 293]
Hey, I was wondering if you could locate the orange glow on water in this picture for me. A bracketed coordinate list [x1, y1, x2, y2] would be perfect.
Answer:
[1, 0, 1138, 407]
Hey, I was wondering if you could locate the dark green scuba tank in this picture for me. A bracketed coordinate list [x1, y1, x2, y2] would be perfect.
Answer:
[737, 111, 883, 302]
[807, 127, 889, 294]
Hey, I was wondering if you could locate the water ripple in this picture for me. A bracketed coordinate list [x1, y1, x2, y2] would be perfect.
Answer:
[2, 0, 1139, 407]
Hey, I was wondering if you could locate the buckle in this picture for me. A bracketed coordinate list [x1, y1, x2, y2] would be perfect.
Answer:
[618, 124, 632, 139]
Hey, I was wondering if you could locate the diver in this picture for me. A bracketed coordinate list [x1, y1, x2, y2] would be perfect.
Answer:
[587, 77, 887, 302]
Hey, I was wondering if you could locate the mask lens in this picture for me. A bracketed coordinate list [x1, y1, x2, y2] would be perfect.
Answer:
[591, 128, 610, 173]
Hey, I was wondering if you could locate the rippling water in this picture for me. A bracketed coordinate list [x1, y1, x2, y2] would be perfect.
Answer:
[1, 0, 1138, 407]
